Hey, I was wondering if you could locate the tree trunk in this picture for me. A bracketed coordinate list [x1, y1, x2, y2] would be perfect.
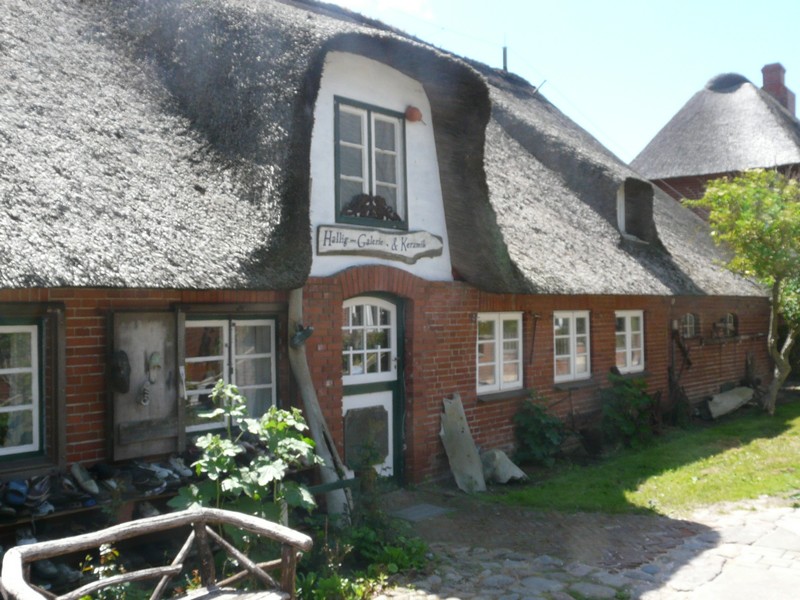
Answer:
[287, 288, 352, 519]
[764, 280, 797, 415]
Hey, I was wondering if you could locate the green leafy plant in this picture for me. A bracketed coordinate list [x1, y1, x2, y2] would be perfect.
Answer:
[80, 544, 149, 600]
[513, 391, 567, 466]
[168, 381, 322, 522]
[600, 373, 654, 448]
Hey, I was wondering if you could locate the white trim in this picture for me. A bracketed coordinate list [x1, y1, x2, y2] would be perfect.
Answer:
[342, 296, 397, 386]
[615, 310, 645, 374]
[0, 324, 39, 456]
[476, 312, 523, 393]
[553, 311, 591, 383]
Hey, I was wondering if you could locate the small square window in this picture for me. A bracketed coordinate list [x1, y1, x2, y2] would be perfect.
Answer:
[615, 310, 645, 374]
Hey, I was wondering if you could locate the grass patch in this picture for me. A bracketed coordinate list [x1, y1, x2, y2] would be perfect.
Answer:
[496, 401, 800, 516]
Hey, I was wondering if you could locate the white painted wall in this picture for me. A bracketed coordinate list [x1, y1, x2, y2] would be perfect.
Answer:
[308, 51, 453, 281]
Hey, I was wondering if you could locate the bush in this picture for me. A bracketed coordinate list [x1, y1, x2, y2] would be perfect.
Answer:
[600, 373, 655, 448]
[513, 391, 567, 467]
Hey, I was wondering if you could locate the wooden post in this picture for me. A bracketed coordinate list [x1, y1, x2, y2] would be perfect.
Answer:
[193, 521, 216, 588]
[280, 545, 298, 599]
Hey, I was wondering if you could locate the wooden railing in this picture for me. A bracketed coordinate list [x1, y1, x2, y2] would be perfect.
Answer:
[0, 507, 313, 600]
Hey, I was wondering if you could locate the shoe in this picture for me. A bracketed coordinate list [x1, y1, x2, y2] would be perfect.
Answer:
[31, 500, 55, 517]
[167, 456, 193, 478]
[70, 463, 100, 495]
[25, 475, 51, 507]
[142, 481, 167, 497]
[5, 480, 29, 507]
[16, 527, 37, 546]
[134, 462, 172, 481]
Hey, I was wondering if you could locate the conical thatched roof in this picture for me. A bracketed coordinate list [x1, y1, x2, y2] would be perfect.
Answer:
[0, 0, 763, 297]
[631, 73, 800, 180]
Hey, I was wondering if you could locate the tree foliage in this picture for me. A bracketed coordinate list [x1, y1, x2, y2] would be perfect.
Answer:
[687, 169, 800, 413]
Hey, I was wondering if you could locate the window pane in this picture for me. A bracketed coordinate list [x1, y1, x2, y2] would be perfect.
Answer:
[0, 373, 33, 406]
[185, 360, 224, 392]
[375, 184, 397, 208]
[339, 110, 363, 144]
[235, 357, 271, 386]
[0, 332, 32, 369]
[349, 305, 364, 327]
[576, 317, 587, 335]
[503, 340, 519, 361]
[351, 354, 364, 375]
[555, 357, 571, 376]
[555, 338, 570, 357]
[631, 350, 642, 367]
[366, 305, 380, 326]
[242, 387, 272, 417]
[615, 317, 626, 333]
[575, 337, 587, 354]
[616, 350, 627, 368]
[366, 352, 379, 373]
[339, 179, 364, 208]
[342, 330, 363, 351]
[186, 326, 224, 359]
[366, 329, 388, 349]
[481, 341, 496, 363]
[374, 119, 396, 151]
[503, 319, 519, 339]
[631, 333, 642, 349]
[379, 308, 391, 326]
[375, 153, 397, 184]
[340, 146, 364, 178]
[0, 410, 33, 449]
[554, 318, 570, 336]
[616, 333, 627, 350]
[235, 325, 271, 356]
[575, 355, 588, 373]
[478, 320, 496, 340]
[379, 351, 391, 373]
[503, 362, 520, 383]
[478, 364, 496, 386]
[631, 316, 641, 332]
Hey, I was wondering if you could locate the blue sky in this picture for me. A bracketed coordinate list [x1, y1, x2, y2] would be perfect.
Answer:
[328, 0, 799, 163]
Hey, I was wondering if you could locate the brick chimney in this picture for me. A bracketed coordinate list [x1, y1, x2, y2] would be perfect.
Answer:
[762, 63, 796, 116]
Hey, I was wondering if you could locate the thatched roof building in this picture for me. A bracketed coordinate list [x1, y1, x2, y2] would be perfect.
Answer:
[1, 0, 762, 298]
[632, 71, 800, 180]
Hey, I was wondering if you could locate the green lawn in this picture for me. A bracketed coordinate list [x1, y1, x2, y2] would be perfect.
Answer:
[496, 400, 800, 516]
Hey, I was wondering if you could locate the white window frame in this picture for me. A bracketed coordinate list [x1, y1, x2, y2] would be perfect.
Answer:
[184, 318, 276, 432]
[553, 311, 591, 383]
[680, 313, 697, 338]
[342, 297, 397, 386]
[615, 310, 645, 374]
[476, 312, 523, 394]
[0, 324, 40, 457]
[335, 98, 406, 227]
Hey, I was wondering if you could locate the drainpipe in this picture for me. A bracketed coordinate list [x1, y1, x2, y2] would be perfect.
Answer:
[288, 288, 352, 520]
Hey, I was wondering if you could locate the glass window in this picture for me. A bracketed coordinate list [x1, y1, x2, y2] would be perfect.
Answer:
[335, 99, 406, 228]
[615, 310, 645, 374]
[680, 313, 697, 338]
[0, 325, 40, 457]
[477, 313, 523, 393]
[553, 311, 591, 383]
[185, 319, 276, 431]
[342, 298, 397, 385]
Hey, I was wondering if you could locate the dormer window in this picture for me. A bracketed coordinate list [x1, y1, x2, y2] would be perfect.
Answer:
[335, 97, 406, 229]
[617, 178, 658, 244]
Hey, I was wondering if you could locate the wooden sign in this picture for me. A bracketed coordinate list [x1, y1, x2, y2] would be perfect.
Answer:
[317, 225, 443, 264]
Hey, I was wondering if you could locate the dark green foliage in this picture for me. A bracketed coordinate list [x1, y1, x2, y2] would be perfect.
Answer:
[513, 391, 567, 466]
[600, 373, 655, 448]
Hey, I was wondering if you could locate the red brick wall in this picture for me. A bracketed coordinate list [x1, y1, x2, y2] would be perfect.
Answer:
[302, 267, 772, 483]
[0, 288, 288, 470]
[0, 278, 772, 484]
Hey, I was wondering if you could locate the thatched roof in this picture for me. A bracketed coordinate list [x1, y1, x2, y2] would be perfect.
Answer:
[0, 0, 763, 297]
[631, 73, 800, 180]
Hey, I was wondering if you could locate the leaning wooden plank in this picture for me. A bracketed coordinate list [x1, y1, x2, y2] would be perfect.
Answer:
[439, 393, 486, 493]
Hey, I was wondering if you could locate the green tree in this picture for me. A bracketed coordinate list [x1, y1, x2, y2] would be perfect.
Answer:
[687, 169, 800, 414]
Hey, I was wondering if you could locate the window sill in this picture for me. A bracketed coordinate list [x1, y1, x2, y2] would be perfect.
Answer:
[553, 378, 598, 392]
[477, 388, 529, 403]
[615, 369, 651, 379]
